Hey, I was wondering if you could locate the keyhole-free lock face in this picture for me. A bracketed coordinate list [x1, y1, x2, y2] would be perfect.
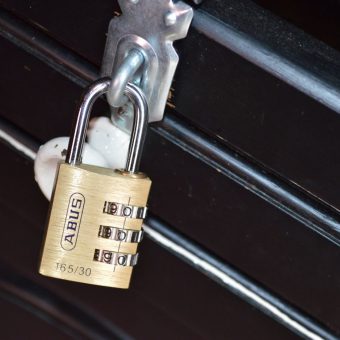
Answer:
[39, 78, 152, 289]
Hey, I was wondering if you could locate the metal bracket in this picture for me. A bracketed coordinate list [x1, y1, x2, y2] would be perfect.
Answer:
[101, 0, 193, 129]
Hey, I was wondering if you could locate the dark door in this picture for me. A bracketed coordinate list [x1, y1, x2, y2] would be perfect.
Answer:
[0, 1, 339, 339]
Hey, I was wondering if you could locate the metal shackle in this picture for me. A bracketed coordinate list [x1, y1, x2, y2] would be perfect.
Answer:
[66, 77, 148, 173]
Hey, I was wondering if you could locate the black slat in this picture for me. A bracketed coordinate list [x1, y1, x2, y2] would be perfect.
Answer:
[0, 296, 73, 340]
[0, 0, 118, 65]
[0, 35, 106, 142]
[182, 5, 340, 210]
[253, 0, 340, 51]
[0, 266, 128, 340]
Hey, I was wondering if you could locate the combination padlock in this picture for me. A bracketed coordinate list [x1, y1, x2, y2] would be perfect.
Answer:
[39, 77, 151, 289]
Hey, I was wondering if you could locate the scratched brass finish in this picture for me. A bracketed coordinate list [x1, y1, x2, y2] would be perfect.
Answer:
[39, 163, 151, 289]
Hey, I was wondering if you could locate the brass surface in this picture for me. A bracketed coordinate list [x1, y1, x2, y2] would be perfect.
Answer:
[39, 163, 151, 289]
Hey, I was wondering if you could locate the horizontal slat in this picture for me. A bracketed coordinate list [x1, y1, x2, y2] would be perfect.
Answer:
[252, 0, 340, 52]
[0, 295, 74, 339]
[176, 10, 340, 211]
[197, 1, 340, 113]
[0, 265, 128, 339]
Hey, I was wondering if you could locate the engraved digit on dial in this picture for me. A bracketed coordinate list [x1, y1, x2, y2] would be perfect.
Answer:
[98, 225, 143, 243]
[103, 201, 147, 219]
[93, 249, 139, 267]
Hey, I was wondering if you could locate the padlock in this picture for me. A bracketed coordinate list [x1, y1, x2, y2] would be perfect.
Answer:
[39, 77, 151, 289]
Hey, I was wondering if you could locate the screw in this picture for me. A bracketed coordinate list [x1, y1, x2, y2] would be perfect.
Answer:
[164, 11, 177, 26]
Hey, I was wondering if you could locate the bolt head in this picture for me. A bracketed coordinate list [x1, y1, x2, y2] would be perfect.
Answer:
[165, 11, 177, 26]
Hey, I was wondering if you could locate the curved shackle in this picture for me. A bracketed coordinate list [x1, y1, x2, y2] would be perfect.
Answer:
[66, 77, 148, 173]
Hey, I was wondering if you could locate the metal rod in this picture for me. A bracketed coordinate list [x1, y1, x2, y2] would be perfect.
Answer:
[66, 77, 111, 165]
[124, 83, 148, 173]
[107, 49, 144, 108]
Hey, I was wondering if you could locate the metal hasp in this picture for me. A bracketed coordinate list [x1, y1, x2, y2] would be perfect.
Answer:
[101, 0, 193, 128]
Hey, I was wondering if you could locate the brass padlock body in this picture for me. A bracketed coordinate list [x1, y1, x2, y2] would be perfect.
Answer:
[39, 163, 151, 288]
